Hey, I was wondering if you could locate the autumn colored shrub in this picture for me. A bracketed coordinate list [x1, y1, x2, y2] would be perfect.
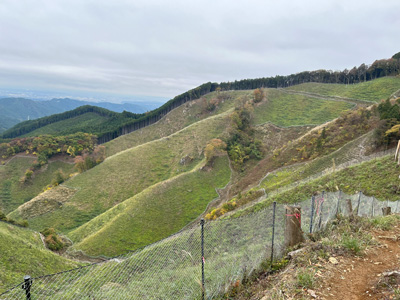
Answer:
[205, 189, 264, 219]
[204, 139, 227, 166]
[74, 145, 106, 173]
[253, 88, 265, 103]
[41, 228, 66, 251]
[0, 133, 97, 161]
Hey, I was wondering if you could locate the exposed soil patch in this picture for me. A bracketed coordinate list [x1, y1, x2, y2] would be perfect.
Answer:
[317, 226, 400, 300]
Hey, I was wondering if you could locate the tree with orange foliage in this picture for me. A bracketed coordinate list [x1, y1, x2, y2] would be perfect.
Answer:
[253, 88, 264, 103]
[204, 139, 227, 166]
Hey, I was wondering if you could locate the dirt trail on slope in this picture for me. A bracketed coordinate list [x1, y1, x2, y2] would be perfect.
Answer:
[318, 226, 400, 300]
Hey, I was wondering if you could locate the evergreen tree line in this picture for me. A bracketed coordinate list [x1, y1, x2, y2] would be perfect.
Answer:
[1, 105, 140, 139]
[97, 82, 219, 143]
[98, 54, 400, 144]
[220, 57, 400, 89]
[2, 53, 400, 144]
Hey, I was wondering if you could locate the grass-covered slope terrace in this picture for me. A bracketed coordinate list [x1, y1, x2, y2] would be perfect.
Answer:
[69, 156, 231, 257]
[8, 111, 231, 232]
[0, 221, 79, 293]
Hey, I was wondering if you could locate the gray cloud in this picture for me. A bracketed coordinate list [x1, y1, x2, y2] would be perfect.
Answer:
[0, 0, 399, 101]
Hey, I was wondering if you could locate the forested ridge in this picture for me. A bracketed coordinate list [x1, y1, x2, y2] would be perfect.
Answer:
[2, 53, 400, 144]
[1, 105, 140, 139]
[0, 97, 150, 136]
[96, 53, 400, 143]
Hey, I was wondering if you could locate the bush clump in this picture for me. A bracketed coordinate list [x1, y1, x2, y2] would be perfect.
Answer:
[205, 189, 264, 220]
[41, 227, 67, 251]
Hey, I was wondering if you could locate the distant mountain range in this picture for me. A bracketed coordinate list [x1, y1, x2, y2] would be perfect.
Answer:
[0, 97, 160, 133]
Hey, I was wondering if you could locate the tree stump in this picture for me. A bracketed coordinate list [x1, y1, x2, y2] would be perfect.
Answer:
[382, 207, 392, 216]
[285, 206, 304, 248]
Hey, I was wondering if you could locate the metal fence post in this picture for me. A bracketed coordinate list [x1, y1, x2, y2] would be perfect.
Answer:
[200, 219, 205, 300]
[309, 195, 315, 234]
[21, 275, 32, 300]
[336, 190, 342, 216]
[372, 197, 375, 217]
[356, 191, 362, 216]
[318, 191, 325, 230]
[270, 201, 276, 267]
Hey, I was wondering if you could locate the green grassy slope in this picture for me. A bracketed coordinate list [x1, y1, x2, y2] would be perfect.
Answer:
[106, 88, 354, 159]
[69, 156, 231, 257]
[0, 158, 75, 214]
[260, 131, 374, 193]
[234, 154, 399, 217]
[253, 89, 354, 126]
[20, 113, 109, 137]
[286, 76, 400, 102]
[0, 221, 79, 292]
[9, 111, 231, 232]
[105, 90, 250, 156]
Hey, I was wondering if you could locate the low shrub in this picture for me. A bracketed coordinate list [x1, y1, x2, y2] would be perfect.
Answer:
[41, 227, 67, 251]
[205, 189, 264, 219]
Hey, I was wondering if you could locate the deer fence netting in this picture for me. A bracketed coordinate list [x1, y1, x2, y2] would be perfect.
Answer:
[1, 190, 398, 300]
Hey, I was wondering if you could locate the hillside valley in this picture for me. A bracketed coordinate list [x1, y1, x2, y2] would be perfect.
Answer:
[1, 56, 400, 296]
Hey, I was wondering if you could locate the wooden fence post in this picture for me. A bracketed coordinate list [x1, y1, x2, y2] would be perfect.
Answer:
[285, 206, 304, 248]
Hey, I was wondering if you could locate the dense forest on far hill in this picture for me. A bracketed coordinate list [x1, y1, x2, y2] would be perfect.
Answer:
[2, 53, 400, 144]
[94, 53, 400, 143]
[0, 97, 149, 134]
[1, 106, 140, 139]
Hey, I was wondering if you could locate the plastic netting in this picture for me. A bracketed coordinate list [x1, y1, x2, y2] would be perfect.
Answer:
[1, 191, 398, 300]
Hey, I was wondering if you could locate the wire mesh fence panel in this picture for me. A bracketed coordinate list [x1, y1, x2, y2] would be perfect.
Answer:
[336, 192, 359, 217]
[387, 200, 399, 214]
[310, 193, 326, 233]
[373, 197, 389, 217]
[297, 197, 313, 234]
[394, 200, 400, 214]
[203, 206, 274, 299]
[356, 192, 373, 217]
[1, 225, 203, 300]
[0, 282, 26, 300]
[272, 204, 286, 261]
[318, 191, 339, 231]
[1, 189, 398, 300]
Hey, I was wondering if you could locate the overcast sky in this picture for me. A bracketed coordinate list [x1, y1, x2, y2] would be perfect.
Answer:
[0, 0, 399, 102]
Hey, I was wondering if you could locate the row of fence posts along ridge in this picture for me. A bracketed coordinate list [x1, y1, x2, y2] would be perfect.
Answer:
[1, 190, 399, 300]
